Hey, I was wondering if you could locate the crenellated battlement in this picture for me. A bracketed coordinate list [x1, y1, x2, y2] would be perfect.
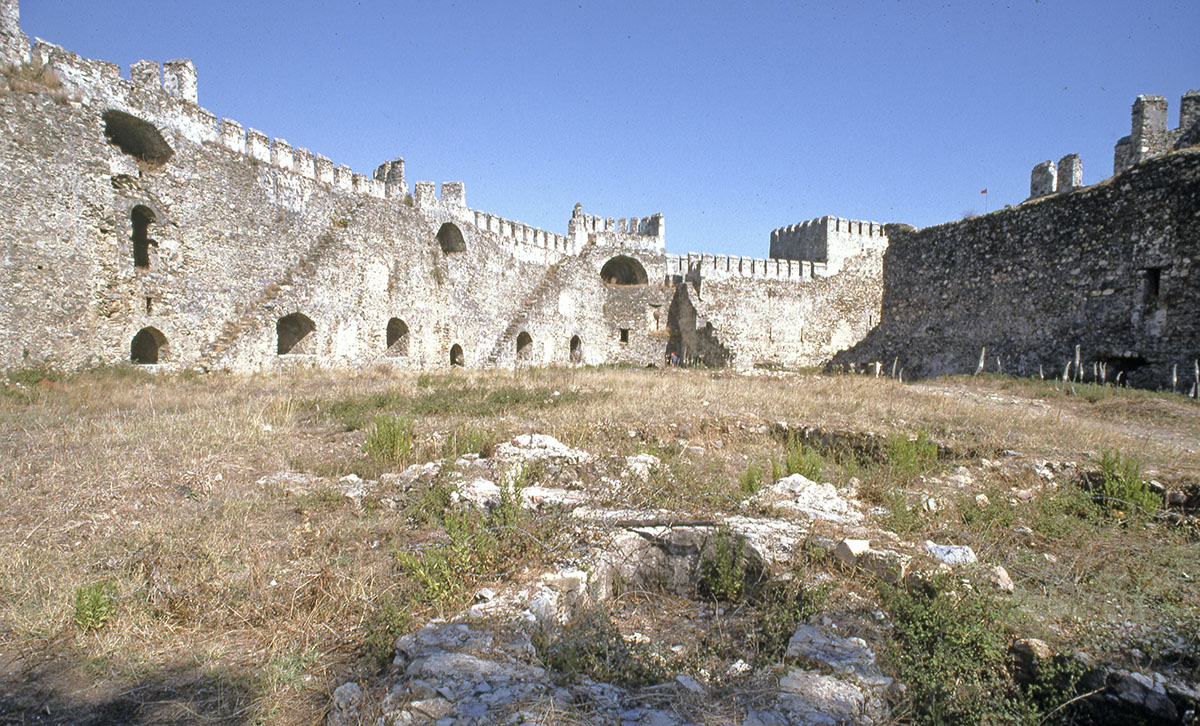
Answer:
[664, 252, 828, 283]
[768, 215, 887, 275]
[568, 204, 665, 252]
[1113, 89, 1200, 174]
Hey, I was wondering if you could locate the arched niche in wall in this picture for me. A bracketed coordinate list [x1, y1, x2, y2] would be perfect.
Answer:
[386, 318, 410, 356]
[102, 109, 174, 168]
[569, 335, 582, 363]
[449, 343, 465, 367]
[277, 313, 315, 354]
[436, 223, 467, 254]
[130, 326, 167, 364]
[516, 331, 533, 361]
[131, 205, 157, 269]
[600, 255, 649, 285]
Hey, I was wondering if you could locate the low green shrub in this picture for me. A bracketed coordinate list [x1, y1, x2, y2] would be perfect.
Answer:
[886, 430, 938, 478]
[740, 463, 764, 495]
[534, 607, 667, 687]
[699, 526, 745, 602]
[1096, 449, 1161, 516]
[74, 581, 116, 631]
[363, 414, 414, 465]
[784, 434, 824, 482]
[756, 577, 831, 661]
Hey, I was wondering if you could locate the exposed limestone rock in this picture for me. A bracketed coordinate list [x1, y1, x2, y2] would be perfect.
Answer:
[750, 474, 865, 524]
[923, 541, 977, 566]
[833, 538, 871, 568]
[327, 681, 362, 726]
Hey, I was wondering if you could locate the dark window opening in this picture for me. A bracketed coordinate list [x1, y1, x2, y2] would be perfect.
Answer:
[436, 223, 467, 253]
[600, 255, 649, 285]
[1144, 268, 1163, 309]
[569, 335, 582, 363]
[131, 205, 156, 269]
[102, 109, 174, 167]
[145, 296, 153, 314]
[619, 328, 630, 343]
[516, 331, 533, 360]
[450, 344, 465, 367]
[386, 318, 409, 356]
[277, 313, 315, 354]
[130, 326, 167, 364]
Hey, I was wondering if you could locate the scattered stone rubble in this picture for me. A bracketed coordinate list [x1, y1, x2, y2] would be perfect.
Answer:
[287, 432, 1197, 725]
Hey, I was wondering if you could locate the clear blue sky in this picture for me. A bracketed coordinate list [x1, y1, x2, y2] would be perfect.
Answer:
[19, 0, 1200, 257]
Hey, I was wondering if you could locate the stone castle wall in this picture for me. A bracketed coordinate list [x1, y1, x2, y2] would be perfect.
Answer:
[0, 2, 883, 374]
[834, 150, 1200, 388]
[18, 2, 1195, 386]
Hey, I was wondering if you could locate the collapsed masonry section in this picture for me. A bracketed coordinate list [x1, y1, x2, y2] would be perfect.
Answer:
[1113, 90, 1200, 174]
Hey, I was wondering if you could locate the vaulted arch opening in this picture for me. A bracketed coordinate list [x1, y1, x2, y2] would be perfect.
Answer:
[600, 255, 648, 285]
[277, 313, 315, 354]
[436, 223, 466, 253]
[102, 109, 174, 168]
[569, 335, 582, 363]
[449, 344, 465, 367]
[131, 205, 156, 268]
[130, 327, 167, 364]
[386, 318, 410, 356]
[516, 331, 533, 361]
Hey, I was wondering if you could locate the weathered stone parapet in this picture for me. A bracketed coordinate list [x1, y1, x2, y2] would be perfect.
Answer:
[1132, 94, 1169, 156]
[333, 165, 354, 192]
[219, 118, 245, 152]
[412, 180, 436, 207]
[162, 58, 197, 104]
[1179, 89, 1200, 148]
[0, 0, 29, 65]
[270, 138, 293, 171]
[441, 181, 465, 207]
[374, 158, 408, 199]
[245, 128, 270, 162]
[130, 60, 160, 91]
[1029, 160, 1057, 198]
[1057, 154, 1082, 192]
[293, 147, 315, 179]
[314, 154, 334, 184]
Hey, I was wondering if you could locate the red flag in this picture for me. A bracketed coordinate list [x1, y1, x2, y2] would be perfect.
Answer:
[980, 188, 988, 194]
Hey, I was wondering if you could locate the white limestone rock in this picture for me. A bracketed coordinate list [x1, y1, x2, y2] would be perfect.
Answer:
[924, 541, 977, 566]
[751, 474, 864, 524]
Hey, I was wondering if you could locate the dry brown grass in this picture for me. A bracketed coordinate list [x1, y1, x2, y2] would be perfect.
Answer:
[0, 365, 1196, 723]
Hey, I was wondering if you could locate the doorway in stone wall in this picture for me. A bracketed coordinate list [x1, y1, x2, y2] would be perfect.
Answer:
[386, 318, 409, 356]
[277, 313, 315, 354]
[130, 327, 167, 364]
[569, 335, 582, 363]
[450, 344, 465, 367]
[516, 331, 533, 362]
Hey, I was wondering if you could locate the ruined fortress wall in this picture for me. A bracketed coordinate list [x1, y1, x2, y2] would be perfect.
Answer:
[679, 252, 884, 369]
[0, 83, 577, 372]
[768, 217, 888, 273]
[833, 150, 1200, 388]
[0, 2, 885, 375]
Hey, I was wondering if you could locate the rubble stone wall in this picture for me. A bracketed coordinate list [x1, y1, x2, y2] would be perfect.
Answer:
[834, 150, 1200, 389]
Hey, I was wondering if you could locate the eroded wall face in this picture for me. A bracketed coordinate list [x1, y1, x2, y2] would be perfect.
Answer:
[0, 49, 884, 375]
[676, 253, 884, 370]
[0, 90, 583, 372]
[835, 150, 1200, 388]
